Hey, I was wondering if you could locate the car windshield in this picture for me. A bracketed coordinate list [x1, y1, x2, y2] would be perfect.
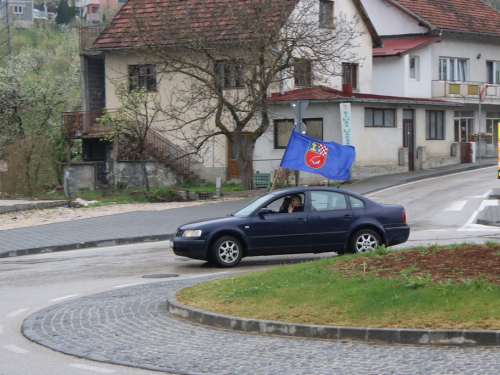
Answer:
[232, 195, 274, 217]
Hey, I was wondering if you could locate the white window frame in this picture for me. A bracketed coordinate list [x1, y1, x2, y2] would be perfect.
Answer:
[409, 56, 419, 80]
[13, 5, 23, 14]
[439, 57, 467, 82]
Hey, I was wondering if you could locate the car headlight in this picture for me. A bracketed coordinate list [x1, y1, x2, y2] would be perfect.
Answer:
[182, 230, 202, 237]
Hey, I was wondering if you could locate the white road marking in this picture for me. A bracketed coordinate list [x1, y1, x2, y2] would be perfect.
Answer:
[466, 189, 492, 198]
[2, 345, 29, 354]
[366, 166, 496, 197]
[112, 282, 147, 289]
[445, 200, 467, 211]
[458, 210, 500, 232]
[69, 364, 117, 373]
[49, 294, 82, 302]
[479, 200, 498, 211]
[6, 308, 29, 317]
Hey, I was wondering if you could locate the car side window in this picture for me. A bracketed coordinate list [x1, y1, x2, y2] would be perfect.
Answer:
[348, 196, 365, 209]
[310, 191, 347, 211]
[264, 194, 305, 213]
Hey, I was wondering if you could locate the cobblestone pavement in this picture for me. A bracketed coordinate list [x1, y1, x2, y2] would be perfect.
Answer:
[23, 276, 500, 375]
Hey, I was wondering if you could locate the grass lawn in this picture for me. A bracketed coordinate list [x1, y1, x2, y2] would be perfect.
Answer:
[177, 244, 500, 330]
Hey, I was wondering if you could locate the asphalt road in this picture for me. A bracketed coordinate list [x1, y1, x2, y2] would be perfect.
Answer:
[1, 166, 500, 374]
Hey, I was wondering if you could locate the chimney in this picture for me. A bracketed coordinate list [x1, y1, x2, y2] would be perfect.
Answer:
[342, 83, 353, 95]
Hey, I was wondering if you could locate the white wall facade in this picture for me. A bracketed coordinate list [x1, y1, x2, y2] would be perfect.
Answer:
[359, 0, 428, 36]
[255, 101, 459, 184]
[101, 0, 378, 184]
[281, 0, 375, 94]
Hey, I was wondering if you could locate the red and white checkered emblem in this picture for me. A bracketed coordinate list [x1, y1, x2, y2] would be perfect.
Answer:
[317, 144, 328, 157]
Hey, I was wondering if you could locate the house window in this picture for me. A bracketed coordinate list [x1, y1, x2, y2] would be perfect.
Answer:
[439, 58, 467, 81]
[319, 0, 334, 28]
[129, 65, 157, 92]
[342, 63, 358, 90]
[13, 6, 23, 14]
[274, 118, 323, 148]
[426, 110, 444, 140]
[365, 108, 396, 127]
[486, 61, 500, 84]
[409, 56, 419, 80]
[294, 59, 312, 86]
[216, 60, 244, 88]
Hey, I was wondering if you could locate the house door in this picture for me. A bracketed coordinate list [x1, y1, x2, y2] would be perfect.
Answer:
[403, 110, 415, 171]
[227, 133, 251, 180]
[454, 119, 473, 142]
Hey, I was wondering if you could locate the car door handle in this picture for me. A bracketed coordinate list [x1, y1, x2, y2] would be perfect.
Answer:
[297, 218, 307, 223]
[344, 215, 353, 220]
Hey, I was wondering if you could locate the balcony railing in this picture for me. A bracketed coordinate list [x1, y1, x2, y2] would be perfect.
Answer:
[62, 110, 192, 180]
[143, 127, 191, 180]
[79, 25, 105, 52]
[432, 80, 500, 101]
[62, 109, 111, 137]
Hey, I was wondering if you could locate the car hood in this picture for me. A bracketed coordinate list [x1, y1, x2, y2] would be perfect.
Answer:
[178, 215, 240, 229]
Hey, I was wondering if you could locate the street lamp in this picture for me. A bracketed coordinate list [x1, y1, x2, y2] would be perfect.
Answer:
[478, 84, 488, 164]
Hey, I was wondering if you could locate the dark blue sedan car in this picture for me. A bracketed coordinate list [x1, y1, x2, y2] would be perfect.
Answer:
[172, 187, 410, 267]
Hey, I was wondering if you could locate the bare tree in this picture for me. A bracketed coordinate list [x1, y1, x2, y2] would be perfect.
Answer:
[99, 81, 162, 193]
[120, 0, 364, 189]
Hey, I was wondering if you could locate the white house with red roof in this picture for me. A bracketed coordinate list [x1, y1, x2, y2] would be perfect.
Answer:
[362, 0, 500, 160]
[65, 0, 483, 189]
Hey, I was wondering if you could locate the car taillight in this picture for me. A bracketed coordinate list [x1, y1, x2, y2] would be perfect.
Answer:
[402, 209, 407, 223]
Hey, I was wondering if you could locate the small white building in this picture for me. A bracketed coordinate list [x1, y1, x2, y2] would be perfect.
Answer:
[362, 0, 500, 159]
[0, 0, 34, 27]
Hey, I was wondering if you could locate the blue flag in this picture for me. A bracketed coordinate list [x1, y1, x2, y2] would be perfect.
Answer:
[280, 129, 355, 180]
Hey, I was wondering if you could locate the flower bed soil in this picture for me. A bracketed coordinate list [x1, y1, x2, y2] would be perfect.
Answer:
[332, 245, 500, 284]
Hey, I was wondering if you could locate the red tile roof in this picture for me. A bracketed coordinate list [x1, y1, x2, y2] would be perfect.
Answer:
[373, 36, 441, 57]
[268, 85, 460, 106]
[90, 0, 297, 50]
[389, 0, 500, 35]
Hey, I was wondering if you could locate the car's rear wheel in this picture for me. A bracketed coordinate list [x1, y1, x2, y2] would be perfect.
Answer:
[211, 236, 243, 267]
[350, 229, 381, 253]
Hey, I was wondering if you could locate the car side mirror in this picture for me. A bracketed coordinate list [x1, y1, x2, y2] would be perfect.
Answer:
[258, 208, 272, 215]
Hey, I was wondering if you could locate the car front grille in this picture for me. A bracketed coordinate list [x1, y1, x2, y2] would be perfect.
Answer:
[174, 229, 184, 237]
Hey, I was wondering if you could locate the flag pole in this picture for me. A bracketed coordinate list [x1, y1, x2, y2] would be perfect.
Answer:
[270, 168, 281, 191]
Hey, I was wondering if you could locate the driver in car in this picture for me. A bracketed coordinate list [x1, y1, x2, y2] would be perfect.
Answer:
[288, 194, 304, 213]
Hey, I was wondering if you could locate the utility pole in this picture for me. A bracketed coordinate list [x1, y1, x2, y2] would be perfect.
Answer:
[0, 0, 13, 62]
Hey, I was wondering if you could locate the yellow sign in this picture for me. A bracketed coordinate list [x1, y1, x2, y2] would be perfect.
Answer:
[498, 122, 500, 178]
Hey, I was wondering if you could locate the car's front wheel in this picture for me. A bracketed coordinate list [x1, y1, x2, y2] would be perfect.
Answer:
[350, 229, 381, 253]
[211, 236, 243, 267]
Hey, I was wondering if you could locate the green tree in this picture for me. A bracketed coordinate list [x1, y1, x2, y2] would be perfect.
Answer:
[0, 31, 81, 196]
[55, 0, 75, 25]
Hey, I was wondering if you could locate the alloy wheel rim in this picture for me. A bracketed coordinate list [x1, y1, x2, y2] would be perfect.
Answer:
[219, 241, 239, 263]
[356, 234, 377, 252]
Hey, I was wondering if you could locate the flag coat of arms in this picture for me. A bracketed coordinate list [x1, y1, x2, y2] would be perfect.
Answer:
[280, 129, 355, 180]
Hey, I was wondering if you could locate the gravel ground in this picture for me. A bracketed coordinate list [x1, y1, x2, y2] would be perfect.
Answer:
[0, 197, 245, 231]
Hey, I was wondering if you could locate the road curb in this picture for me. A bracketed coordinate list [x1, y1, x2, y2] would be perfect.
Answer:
[0, 234, 172, 258]
[0, 200, 66, 214]
[166, 291, 500, 347]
